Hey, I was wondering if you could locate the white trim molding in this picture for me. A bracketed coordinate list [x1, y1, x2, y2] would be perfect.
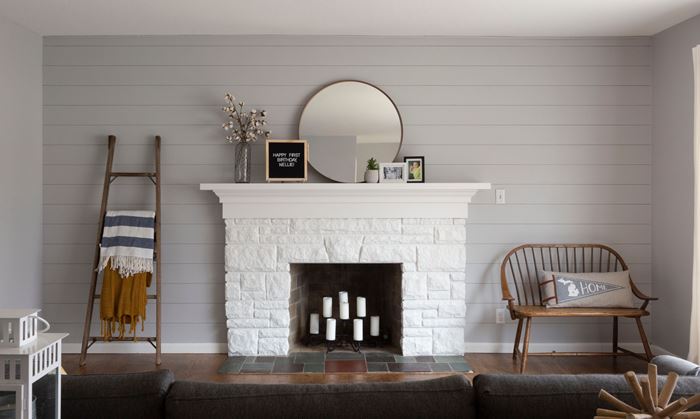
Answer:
[64, 341, 674, 357]
[465, 342, 675, 356]
[63, 342, 227, 354]
[200, 183, 491, 219]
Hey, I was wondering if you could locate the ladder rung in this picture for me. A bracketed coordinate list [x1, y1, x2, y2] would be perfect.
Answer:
[94, 294, 157, 299]
[89, 336, 157, 342]
[110, 172, 156, 177]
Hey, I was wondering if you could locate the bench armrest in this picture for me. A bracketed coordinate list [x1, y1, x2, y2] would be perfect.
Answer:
[630, 281, 657, 309]
[631, 282, 657, 301]
[501, 282, 515, 302]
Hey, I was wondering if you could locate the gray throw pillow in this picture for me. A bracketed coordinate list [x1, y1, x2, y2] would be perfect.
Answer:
[539, 270, 635, 308]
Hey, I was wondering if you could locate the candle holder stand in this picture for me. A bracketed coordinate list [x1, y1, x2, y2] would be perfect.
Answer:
[325, 319, 361, 353]
[302, 333, 325, 347]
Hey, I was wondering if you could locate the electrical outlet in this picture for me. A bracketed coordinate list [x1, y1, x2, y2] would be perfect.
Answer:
[496, 308, 506, 324]
[496, 189, 506, 204]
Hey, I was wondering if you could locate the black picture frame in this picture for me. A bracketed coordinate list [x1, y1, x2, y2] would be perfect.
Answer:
[265, 140, 308, 182]
[403, 156, 425, 183]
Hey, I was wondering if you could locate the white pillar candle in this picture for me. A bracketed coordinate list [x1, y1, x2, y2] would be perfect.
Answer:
[326, 318, 336, 341]
[353, 319, 363, 341]
[339, 301, 350, 320]
[338, 291, 349, 304]
[356, 297, 366, 317]
[370, 316, 380, 337]
[309, 313, 320, 335]
[322, 297, 332, 318]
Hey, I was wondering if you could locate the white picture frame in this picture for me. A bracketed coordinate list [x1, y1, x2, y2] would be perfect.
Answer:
[378, 162, 408, 183]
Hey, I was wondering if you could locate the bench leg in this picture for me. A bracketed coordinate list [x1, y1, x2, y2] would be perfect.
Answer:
[635, 318, 653, 361]
[513, 318, 523, 360]
[612, 316, 619, 353]
[520, 317, 532, 374]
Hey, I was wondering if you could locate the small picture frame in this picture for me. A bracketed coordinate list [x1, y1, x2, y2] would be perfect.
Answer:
[403, 156, 425, 183]
[379, 162, 408, 183]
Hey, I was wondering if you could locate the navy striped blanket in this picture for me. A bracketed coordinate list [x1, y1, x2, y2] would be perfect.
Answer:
[98, 210, 155, 277]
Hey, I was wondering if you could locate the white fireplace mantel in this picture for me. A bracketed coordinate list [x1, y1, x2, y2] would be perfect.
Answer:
[201, 181, 491, 356]
[200, 183, 491, 219]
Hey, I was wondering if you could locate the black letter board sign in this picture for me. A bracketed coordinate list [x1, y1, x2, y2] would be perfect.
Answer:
[265, 140, 308, 182]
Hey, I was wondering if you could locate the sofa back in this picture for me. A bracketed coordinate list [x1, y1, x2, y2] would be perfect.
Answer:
[34, 369, 174, 419]
[35, 369, 700, 419]
[165, 374, 475, 419]
[474, 373, 700, 419]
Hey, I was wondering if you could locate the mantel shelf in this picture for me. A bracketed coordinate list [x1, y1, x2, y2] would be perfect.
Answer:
[200, 182, 491, 219]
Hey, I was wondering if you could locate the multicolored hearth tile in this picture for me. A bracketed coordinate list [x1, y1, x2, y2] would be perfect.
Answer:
[367, 362, 389, 372]
[217, 352, 471, 375]
[303, 363, 325, 373]
[324, 360, 368, 373]
[387, 363, 432, 372]
[240, 362, 274, 373]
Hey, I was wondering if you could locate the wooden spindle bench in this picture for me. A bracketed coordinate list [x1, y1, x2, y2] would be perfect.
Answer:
[500, 244, 657, 373]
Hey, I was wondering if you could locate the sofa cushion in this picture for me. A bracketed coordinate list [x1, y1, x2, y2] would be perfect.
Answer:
[34, 369, 174, 419]
[653, 355, 700, 376]
[474, 373, 700, 419]
[165, 374, 475, 419]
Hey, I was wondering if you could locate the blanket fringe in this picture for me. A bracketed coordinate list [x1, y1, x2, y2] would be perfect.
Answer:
[99, 255, 153, 277]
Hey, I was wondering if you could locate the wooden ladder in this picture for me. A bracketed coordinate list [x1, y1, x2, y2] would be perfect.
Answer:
[78, 135, 162, 366]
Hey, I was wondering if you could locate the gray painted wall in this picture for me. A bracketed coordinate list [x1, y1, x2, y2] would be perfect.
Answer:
[652, 14, 700, 356]
[42, 35, 652, 349]
[0, 16, 43, 309]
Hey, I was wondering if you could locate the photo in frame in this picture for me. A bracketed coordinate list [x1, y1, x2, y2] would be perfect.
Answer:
[379, 162, 408, 183]
[403, 156, 425, 183]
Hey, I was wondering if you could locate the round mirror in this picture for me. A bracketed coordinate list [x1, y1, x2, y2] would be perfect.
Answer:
[299, 80, 403, 183]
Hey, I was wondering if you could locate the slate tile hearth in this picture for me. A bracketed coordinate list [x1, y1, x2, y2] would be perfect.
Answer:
[325, 360, 368, 373]
[217, 352, 473, 375]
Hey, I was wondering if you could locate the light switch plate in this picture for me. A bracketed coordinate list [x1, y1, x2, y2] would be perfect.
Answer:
[495, 189, 506, 204]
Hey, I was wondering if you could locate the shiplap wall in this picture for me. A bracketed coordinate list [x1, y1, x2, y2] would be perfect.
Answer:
[652, 14, 700, 356]
[0, 16, 42, 309]
[42, 35, 652, 350]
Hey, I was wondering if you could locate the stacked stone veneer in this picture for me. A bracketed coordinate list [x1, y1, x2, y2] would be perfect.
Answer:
[224, 218, 468, 356]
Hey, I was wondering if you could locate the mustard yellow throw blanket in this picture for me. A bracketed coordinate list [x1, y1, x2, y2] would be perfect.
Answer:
[101, 262, 152, 339]
[98, 210, 155, 339]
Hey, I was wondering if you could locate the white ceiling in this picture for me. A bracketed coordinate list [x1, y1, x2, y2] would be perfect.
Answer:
[2, 0, 700, 36]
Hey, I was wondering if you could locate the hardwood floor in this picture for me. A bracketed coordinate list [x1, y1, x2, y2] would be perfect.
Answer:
[62, 353, 650, 384]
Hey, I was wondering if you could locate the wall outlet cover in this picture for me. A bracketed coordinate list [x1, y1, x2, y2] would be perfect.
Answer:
[496, 308, 506, 324]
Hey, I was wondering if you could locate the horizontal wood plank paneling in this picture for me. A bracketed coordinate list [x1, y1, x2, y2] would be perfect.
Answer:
[44, 125, 651, 146]
[43, 35, 651, 347]
[42, 35, 652, 47]
[43, 45, 651, 66]
[44, 105, 651, 126]
[44, 85, 651, 106]
[44, 65, 653, 86]
[43, 144, 651, 166]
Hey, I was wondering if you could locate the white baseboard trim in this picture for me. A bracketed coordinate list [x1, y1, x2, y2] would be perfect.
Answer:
[465, 342, 674, 356]
[63, 341, 676, 357]
[63, 342, 227, 354]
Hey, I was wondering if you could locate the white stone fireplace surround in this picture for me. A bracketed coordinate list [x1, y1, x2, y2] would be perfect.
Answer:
[201, 183, 490, 356]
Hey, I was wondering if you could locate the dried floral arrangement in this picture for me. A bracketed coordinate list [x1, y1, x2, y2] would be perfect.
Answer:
[221, 93, 271, 143]
[597, 364, 700, 418]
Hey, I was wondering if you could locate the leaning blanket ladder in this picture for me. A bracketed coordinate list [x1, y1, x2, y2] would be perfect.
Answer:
[78, 135, 162, 366]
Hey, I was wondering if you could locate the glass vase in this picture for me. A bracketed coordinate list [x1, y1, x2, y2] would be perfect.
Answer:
[234, 141, 251, 183]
